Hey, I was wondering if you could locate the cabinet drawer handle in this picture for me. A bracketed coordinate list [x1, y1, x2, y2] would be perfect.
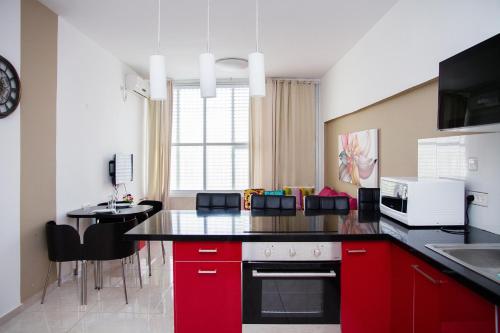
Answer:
[411, 265, 443, 285]
[198, 248, 218, 253]
[198, 269, 217, 274]
[346, 249, 367, 254]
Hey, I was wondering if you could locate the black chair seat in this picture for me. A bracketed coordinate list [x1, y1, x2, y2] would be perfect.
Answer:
[304, 195, 350, 211]
[196, 193, 241, 210]
[83, 218, 138, 261]
[358, 188, 380, 211]
[46, 221, 83, 262]
[251, 195, 296, 211]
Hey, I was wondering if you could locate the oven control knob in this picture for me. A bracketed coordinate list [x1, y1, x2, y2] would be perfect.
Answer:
[264, 248, 272, 257]
[289, 248, 296, 257]
[313, 249, 321, 257]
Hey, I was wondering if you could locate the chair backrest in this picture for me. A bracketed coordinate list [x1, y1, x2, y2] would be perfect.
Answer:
[138, 200, 163, 217]
[304, 195, 350, 211]
[83, 218, 138, 261]
[358, 188, 380, 211]
[45, 221, 82, 262]
[251, 195, 296, 210]
[196, 193, 241, 210]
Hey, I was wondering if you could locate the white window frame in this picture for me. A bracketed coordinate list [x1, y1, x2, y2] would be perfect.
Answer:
[169, 81, 250, 197]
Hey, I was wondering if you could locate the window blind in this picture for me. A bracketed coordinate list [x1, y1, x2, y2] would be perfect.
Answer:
[170, 85, 250, 192]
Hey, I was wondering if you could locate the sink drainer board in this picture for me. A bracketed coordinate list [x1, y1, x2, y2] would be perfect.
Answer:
[425, 243, 500, 284]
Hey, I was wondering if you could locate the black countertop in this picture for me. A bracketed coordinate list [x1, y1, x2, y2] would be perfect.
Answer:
[124, 210, 500, 303]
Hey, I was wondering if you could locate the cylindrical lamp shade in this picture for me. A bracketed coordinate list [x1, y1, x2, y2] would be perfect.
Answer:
[248, 52, 266, 97]
[149, 54, 167, 100]
[199, 53, 216, 98]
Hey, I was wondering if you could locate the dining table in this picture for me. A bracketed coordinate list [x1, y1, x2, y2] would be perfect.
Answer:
[66, 204, 154, 278]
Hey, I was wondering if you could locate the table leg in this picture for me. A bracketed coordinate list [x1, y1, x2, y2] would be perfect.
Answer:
[100, 261, 103, 289]
[147, 241, 152, 277]
[74, 218, 80, 276]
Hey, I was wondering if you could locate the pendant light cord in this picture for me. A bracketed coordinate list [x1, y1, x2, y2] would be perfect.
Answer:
[255, 0, 259, 52]
[157, 0, 161, 53]
[207, 0, 210, 52]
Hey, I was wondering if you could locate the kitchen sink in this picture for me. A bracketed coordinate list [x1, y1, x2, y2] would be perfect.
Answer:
[425, 243, 500, 284]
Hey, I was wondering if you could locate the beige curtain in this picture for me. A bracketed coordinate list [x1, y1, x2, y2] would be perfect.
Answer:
[146, 80, 173, 207]
[250, 79, 316, 189]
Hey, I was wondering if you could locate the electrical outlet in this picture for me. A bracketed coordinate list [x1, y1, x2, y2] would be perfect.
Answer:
[467, 191, 488, 207]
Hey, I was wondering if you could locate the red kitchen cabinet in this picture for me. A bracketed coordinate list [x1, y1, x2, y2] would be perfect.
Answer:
[173, 241, 242, 261]
[391, 245, 414, 333]
[391, 244, 496, 333]
[412, 260, 444, 333]
[341, 241, 391, 333]
[439, 269, 496, 333]
[173, 241, 242, 333]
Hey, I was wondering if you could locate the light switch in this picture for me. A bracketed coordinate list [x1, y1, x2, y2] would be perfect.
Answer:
[467, 157, 478, 171]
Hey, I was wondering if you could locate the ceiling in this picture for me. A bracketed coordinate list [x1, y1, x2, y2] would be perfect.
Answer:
[38, 0, 398, 80]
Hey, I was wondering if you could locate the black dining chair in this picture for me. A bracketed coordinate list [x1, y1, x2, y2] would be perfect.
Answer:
[82, 217, 142, 304]
[358, 187, 380, 211]
[304, 195, 350, 211]
[196, 193, 241, 211]
[138, 200, 165, 276]
[250, 195, 296, 211]
[42, 221, 84, 304]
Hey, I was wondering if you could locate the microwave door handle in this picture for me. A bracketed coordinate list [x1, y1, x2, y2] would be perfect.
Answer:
[252, 270, 337, 278]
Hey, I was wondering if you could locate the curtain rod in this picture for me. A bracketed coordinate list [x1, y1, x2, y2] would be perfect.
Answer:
[270, 77, 321, 83]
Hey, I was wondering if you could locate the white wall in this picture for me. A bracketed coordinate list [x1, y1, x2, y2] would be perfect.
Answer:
[0, 0, 21, 318]
[418, 133, 500, 234]
[321, 0, 500, 122]
[56, 18, 145, 227]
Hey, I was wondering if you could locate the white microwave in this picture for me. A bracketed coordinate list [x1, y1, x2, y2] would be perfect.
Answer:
[380, 177, 465, 226]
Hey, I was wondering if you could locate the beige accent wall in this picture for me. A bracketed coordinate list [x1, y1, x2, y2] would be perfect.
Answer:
[20, 0, 58, 301]
[168, 197, 196, 210]
[324, 79, 455, 198]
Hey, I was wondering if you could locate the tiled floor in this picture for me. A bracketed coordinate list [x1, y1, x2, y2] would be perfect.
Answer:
[0, 242, 174, 333]
[0, 243, 342, 333]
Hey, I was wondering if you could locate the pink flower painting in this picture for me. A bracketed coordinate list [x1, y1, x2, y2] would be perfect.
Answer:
[338, 129, 379, 187]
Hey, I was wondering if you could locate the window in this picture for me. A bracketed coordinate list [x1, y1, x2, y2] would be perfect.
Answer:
[170, 85, 250, 193]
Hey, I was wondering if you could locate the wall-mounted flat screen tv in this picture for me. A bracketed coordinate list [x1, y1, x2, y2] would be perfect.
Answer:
[438, 33, 500, 131]
[109, 153, 133, 186]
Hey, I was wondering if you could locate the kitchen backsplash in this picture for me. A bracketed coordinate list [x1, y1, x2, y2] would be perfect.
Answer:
[418, 132, 500, 234]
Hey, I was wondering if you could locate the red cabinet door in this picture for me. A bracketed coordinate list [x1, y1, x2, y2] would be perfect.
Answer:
[174, 261, 242, 333]
[391, 244, 413, 333]
[392, 244, 496, 333]
[412, 260, 444, 333]
[341, 241, 391, 333]
[440, 272, 495, 333]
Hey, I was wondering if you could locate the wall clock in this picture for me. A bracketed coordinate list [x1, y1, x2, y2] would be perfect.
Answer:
[0, 55, 21, 119]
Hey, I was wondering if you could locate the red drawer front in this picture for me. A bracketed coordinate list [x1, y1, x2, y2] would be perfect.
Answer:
[174, 261, 242, 333]
[173, 241, 242, 262]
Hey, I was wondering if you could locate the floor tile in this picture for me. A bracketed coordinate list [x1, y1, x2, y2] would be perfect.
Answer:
[0, 241, 172, 333]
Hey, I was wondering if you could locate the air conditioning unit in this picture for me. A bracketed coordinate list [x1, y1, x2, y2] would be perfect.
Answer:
[125, 73, 149, 98]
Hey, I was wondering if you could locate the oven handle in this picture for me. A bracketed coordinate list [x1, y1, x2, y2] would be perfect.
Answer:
[252, 269, 337, 278]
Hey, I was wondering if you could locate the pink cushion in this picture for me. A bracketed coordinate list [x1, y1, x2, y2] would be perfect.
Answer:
[317, 187, 358, 210]
[349, 198, 358, 210]
[318, 186, 334, 196]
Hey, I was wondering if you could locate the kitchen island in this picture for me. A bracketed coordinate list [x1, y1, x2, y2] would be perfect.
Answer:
[124, 210, 500, 333]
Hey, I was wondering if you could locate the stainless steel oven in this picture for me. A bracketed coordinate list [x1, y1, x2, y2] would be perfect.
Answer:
[242, 242, 341, 327]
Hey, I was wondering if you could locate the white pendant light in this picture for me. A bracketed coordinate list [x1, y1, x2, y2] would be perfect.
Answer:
[200, 0, 216, 98]
[149, 0, 167, 100]
[249, 0, 265, 97]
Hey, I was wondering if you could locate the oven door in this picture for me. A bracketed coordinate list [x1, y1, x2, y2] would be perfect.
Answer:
[243, 261, 340, 324]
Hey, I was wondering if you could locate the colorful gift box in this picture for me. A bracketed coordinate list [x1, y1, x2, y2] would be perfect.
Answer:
[283, 186, 315, 210]
[243, 188, 265, 210]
